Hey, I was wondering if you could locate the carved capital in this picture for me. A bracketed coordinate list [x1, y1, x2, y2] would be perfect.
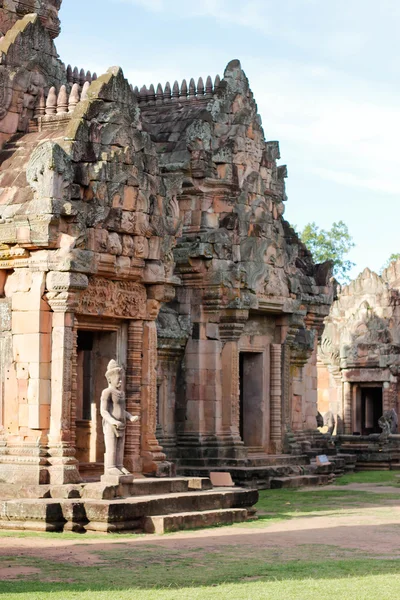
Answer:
[46, 271, 88, 312]
[219, 309, 248, 341]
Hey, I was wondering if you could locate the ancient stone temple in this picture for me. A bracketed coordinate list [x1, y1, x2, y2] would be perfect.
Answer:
[318, 265, 400, 468]
[0, 1, 333, 509]
[141, 67, 333, 473]
[318, 267, 400, 435]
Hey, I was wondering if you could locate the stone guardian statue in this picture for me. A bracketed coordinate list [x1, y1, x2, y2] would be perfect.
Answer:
[100, 359, 139, 478]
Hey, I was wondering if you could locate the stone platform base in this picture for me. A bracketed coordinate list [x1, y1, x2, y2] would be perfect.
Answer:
[335, 434, 400, 471]
[179, 454, 337, 489]
[0, 477, 258, 534]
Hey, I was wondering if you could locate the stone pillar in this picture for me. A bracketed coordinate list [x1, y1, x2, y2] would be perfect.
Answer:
[156, 346, 182, 461]
[141, 320, 166, 474]
[124, 320, 143, 474]
[270, 344, 282, 453]
[221, 341, 240, 437]
[282, 343, 291, 428]
[219, 315, 247, 457]
[343, 380, 352, 434]
[46, 271, 88, 484]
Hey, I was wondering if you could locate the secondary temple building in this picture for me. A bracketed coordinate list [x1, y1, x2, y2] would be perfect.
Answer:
[0, 1, 334, 487]
[318, 265, 400, 437]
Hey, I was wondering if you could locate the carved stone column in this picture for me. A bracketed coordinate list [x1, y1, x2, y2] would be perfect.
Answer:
[217, 312, 247, 459]
[46, 271, 88, 484]
[343, 380, 352, 434]
[270, 344, 283, 454]
[124, 320, 143, 474]
[219, 318, 246, 443]
[282, 343, 291, 428]
[141, 320, 166, 474]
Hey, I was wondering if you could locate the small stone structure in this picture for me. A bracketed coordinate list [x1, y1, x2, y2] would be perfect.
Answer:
[318, 265, 400, 469]
[0, 2, 335, 514]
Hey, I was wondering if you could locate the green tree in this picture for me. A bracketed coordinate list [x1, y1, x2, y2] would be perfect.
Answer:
[380, 253, 400, 273]
[299, 220, 355, 283]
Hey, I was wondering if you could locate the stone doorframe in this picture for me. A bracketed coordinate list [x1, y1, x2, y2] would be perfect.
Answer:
[237, 341, 278, 454]
[342, 369, 394, 434]
[73, 316, 128, 469]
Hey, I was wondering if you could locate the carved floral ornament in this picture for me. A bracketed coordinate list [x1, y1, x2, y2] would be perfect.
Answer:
[77, 276, 147, 319]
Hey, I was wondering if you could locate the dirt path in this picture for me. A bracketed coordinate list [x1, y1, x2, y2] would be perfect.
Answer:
[1, 496, 400, 566]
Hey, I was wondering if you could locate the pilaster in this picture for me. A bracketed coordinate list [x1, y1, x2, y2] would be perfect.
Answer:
[141, 320, 166, 474]
[46, 271, 87, 484]
[124, 320, 143, 473]
[270, 343, 283, 453]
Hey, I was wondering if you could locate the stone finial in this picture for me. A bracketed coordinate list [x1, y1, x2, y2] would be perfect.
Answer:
[197, 77, 204, 96]
[133, 86, 139, 99]
[156, 83, 163, 105]
[86, 70, 92, 83]
[72, 66, 79, 84]
[56, 85, 68, 114]
[172, 80, 179, 102]
[188, 78, 196, 99]
[80, 81, 90, 102]
[34, 89, 46, 118]
[68, 83, 80, 113]
[164, 81, 171, 102]
[179, 79, 188, 102]
[139, 85, 148, 104]
[45, 86, 57, 115]
[205, 75, 213, 97]
[92, 73, 98, 81]
[214, 74, 221, 91]
[148, 84, 156, 105]
[79, 68, 86, 87]
[66, 64, 73, 84]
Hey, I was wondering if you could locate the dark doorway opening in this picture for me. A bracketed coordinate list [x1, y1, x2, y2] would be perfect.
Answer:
[75, 329, 117, 466]
[361, 387, 383, 435]
[239, 352, 264, 448]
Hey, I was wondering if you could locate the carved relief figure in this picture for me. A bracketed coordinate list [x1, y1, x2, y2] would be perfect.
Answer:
[100, 359, 139, 476]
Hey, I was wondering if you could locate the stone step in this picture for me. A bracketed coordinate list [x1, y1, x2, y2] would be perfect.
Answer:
[270, 475, 331, 489]
[144, 508, 249, 534]
[356, 463, 391, 471]
[81, 477, 212, 500]
[0, 486, 258, 533]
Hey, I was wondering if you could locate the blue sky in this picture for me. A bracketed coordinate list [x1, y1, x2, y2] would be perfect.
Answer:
[56, 0, 400, 279]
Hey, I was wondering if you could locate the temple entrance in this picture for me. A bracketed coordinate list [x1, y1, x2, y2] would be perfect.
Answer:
[75, 329, 118, 469]
[239, 352, 264, 448]
[353, 384, 383, 435]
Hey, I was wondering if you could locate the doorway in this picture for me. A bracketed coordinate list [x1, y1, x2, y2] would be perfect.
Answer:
[75, 329, 118, 465]
[239, 352, 264, 448]
[353, 385, 383, 435]
[361, 387, 383, 435]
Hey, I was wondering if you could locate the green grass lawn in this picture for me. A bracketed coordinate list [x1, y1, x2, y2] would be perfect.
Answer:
[335, 469, 400, 486]
[0, 473, 400, 600]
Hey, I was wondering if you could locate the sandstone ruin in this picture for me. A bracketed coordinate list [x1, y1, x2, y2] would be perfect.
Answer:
[0, 2, 338, 531]
[318, 265, 400, 468]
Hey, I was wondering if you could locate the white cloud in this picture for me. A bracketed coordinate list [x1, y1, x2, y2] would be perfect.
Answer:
[246, 59, 400, 195]
[115, 0, 270, 30]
